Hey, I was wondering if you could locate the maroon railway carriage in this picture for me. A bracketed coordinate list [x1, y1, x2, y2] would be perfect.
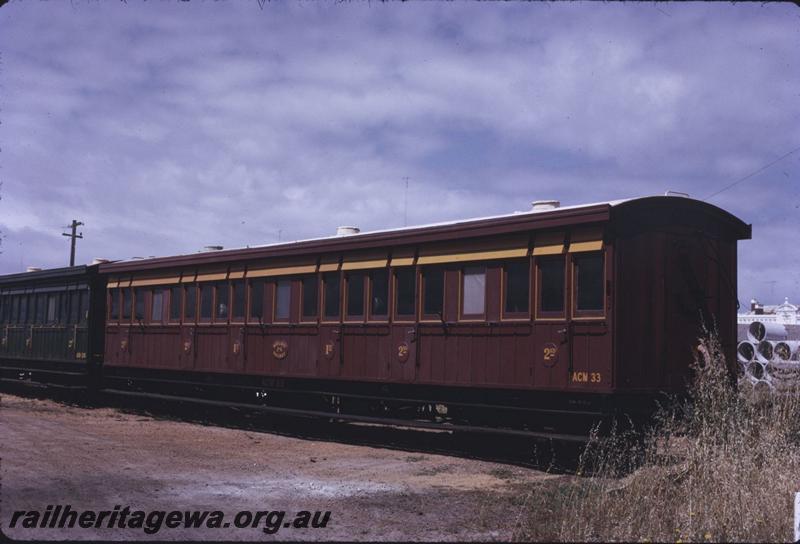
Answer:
[98, 196, 750, 438]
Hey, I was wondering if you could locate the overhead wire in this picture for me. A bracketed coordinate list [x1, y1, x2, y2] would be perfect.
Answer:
[704, 144, 800, 201]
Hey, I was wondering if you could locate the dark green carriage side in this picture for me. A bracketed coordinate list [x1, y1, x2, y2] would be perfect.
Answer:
[0, 265, 106, 391]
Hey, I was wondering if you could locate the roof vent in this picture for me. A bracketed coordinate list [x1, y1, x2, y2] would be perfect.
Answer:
[26, 266, 42, 273]
[91, 258, 110, 265]
[531, 200, 560, 212]
[336, 226, 360, 236]
[203, 245, 224, 252]
[664, 191, 690, 198]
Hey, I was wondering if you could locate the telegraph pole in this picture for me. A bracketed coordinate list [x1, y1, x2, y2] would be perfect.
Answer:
[62, 220, 84, 267]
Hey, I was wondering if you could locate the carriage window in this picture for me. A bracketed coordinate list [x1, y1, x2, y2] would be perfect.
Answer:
[184, 284, 197, 320]
[539, 257, 565, 313]
[462, 266, 486, 316]
[122, 289, 132, 320]
[395, 268, 416, 318]
[249, 279, 264, 319]
[302, 276, 318, 319]
[423, 267, 444, 316]
[35, 294, 46, 324]
[200, 284, 213, 319]
[80, 290, 89, 324]
[216, 282, 229, 320]
[22, 296, 30, 324]
[346, 273, 365, 318]
[323, 272, 340, 319]
[30, 295, 39, 324]
[151, 289, 164, 322]
[25, 295, 33, 324]
[19, 296, 25, 324]
[370, 269, 389, 317]
[575, 253, 604, 312]
[169, 286, 181, 321]
[0, 296, 6, 324]
[12, 296, 20, 324]
[69, 291, 81, 323]
[80, 289, 89, 323]
[58, 292, 68, 323]
[231, 280, 245, 320]
[47, 294, 57, 323]
[504, 260, 530, 314]
[275, 280, 291, 320]
[110, 289, 120, 320]
[133, 288, 145, 321]
[68, 292, 80, 324]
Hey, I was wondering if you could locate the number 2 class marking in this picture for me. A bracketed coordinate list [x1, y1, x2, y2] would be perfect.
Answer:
[542, 342, 559, 367]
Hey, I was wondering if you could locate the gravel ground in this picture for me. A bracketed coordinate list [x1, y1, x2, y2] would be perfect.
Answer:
[0, 393, 557, 541]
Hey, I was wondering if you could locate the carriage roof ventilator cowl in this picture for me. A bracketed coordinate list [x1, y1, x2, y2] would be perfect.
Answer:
[531, 200, 560, 212]
[336, 226, 360, 236]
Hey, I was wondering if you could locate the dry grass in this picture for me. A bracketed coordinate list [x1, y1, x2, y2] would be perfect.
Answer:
[517, 330, 800, 542]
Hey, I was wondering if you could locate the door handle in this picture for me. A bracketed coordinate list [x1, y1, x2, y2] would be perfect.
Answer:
[557, 328, 567, 334]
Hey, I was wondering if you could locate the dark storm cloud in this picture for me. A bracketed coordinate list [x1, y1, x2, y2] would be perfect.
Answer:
[0, 2, 798, 304]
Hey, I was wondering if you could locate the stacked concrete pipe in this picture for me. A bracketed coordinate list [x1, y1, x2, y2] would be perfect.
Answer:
[774, 341, 800, 361]
[737, 341, 756, 364]
[738, 321, 797, 389]
[747, 321, 789, 343]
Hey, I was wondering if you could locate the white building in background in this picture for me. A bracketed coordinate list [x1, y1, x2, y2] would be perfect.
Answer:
[738, 297, 800, 325]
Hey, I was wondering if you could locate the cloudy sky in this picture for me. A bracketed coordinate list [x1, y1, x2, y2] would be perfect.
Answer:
[0, 2, 798, 305]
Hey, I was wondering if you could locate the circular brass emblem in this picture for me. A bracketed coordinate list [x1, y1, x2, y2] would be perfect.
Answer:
[397, 342, 410, 363]
[272, 340, 289, 360]
[323, 341, 336, 360]
[182, 340, 191, 353]
[543, 342, 559, 368]
[120, 339, 128, 352]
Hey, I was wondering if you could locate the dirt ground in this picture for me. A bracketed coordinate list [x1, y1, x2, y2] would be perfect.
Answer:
[0, 393, 559, 541]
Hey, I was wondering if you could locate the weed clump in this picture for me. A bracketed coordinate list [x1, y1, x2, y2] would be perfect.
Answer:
[519, 330, 800, 542]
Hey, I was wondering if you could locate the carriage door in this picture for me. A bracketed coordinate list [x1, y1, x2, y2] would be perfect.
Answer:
[567, 234, 611, 391]
[389, 266, 417, 382]
[179, 282, 198, 371]
[318, 324, 341, 378]
[533, 251, 570, 389]
[319, 270, 343, 378]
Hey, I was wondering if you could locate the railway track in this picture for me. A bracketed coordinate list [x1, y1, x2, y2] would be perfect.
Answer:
[1, 382, 587, 472]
